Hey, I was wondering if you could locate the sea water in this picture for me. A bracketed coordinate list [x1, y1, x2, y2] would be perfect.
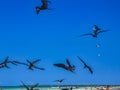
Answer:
[0, 86, 92, 90]
[1, 85, 120, 90]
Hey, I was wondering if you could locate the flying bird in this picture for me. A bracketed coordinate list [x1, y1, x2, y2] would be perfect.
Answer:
[77, 56, 93, 74]
[13, 59, 45, 70]
[21, 81, 39, 90]
[79, 25, 109, 38]
[36, 0, 52, 15]
[53, 59, 75, 73]
[54, 79, 65, 83]
[0, 56, 17, 69]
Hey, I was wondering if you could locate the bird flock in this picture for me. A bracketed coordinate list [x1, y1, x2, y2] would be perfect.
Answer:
[0, 0, 110, 89]
[0, 56, 95, 89]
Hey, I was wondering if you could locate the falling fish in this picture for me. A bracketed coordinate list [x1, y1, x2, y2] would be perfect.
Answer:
[96, 44, 100, 48]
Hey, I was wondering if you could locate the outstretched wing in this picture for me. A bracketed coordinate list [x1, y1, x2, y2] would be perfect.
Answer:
[77, 56, 93, 74]
[26, 59, 40, 65]
[31, 83, 39, 89]
[26, 59, 32, 64]
[97, 30, 109, 34]
[53, 63, 68, 70]
[21, 81, 29, 90]
[41, 0, 48, 6]
[66, 59, 72, 67]
[12, 61, 28, 66]
[78, 33, 93, 37]
[7, 59, 18, 65]
[54, 79, 65, 83]
[34, 66, 45, 70]
[0, 56, 9, 65]
[32, 59, 40, 64]
[77, 56, 87, 66]
[87, 66, 93, 74]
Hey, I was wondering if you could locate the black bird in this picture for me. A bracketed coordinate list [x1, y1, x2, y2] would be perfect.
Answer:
[79, 25, 109, 38]
[77, 56, 93, 74]
[54, 79, 65, 83]
[0, 56, 17, 69]
[93, 25, 101, 32]
[21, 81, 39, 90]
[13, 59, 45, 70]
[36, 0, 52, 15]
[53, 59, 75, 73]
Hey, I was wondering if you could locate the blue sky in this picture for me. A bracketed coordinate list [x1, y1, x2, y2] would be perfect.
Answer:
[0, 0, 120, 86]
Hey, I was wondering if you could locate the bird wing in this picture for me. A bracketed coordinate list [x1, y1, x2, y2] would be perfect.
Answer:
[97, 30, 109, 34]
[78, 33, 93, 37]
[21, 81, 29, 90]
[26, 59, 32, 64]
[12, 61, 28, 66]
[7, 60, 18, 65]
[86, 66, 93, 74]
[60, 79, 65, 82]
[77, 56, 93, 74]
[31, 83, 39, 89]
[66, 59, 72, 67]
[77, 56, 87, 66]
[53, 63, 68, 70]
[54, 79, 65, 82]
[32, 59, 40, 64]
[34, 66, 45, 70]
[0, 56, 9, 65]
[41, 0, 48, 6]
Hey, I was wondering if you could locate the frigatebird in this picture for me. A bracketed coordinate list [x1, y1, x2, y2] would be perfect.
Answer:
[79, 25, 109, 38]
[0, 56, 17, 69]
[21, 81, 39, 90]
[53, 59, 75, 73]
[54, 79, 65, 83]
[36, 0, 52, 15]
[13, 59, 45, 70]
[77, 56, 93, 74]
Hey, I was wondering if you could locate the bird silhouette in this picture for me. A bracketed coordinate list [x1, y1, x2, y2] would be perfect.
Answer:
[36, 0, 52, 15]
[77, 56, 93, 74]
[53, 59, 75, 73]
[13, 59, 45, 70]
[54, 79, 65, 83]
[79, 25, 109, 38]
[21, 81, 39, 90]
[0, 56, 17, 69]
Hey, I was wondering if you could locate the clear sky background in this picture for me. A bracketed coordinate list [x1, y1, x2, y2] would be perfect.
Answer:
[0, 0, 120, 86]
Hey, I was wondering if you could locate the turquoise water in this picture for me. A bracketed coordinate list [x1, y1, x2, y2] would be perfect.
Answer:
[0, 85, 90, 90]
[1, 85, 120, 90]
[0, 87, 68, 90]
